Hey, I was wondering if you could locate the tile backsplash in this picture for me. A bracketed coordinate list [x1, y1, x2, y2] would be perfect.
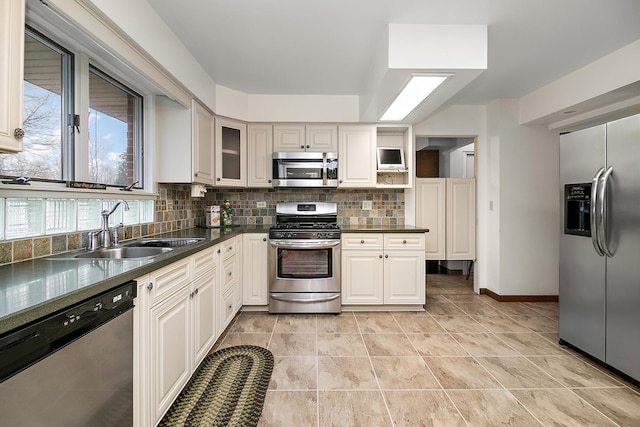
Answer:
[0, 185, 404, 264]
[205, 188, 405, 226]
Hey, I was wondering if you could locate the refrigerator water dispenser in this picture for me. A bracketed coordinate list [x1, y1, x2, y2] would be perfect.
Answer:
[564, 183, 591, 236]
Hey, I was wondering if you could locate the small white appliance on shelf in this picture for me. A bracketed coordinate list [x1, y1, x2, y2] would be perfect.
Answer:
[376, 147, 406, 171]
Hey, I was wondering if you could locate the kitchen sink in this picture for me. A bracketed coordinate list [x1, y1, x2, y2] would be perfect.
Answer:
[74, 247, 173, 259]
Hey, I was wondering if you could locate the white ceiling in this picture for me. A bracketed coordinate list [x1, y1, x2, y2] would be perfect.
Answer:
[146, 0, 640, 123]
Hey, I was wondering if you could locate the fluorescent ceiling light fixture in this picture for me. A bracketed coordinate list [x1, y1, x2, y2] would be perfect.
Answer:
[380, 74, 450, 121]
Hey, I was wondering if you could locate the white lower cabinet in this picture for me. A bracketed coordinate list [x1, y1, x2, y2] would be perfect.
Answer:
[217, 235, 243, 336]
[135, 246, 225, 426]
[342, 233, 425, 306]
[242, 233, 269, 305]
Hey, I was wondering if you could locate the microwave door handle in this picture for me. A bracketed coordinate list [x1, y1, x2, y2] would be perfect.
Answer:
[599, 166, 614, 257]
[322, 152, 327, 186]
[591, 168, 605, 256]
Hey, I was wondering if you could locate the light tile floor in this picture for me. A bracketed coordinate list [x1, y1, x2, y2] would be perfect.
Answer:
[214, 274, 640, 426]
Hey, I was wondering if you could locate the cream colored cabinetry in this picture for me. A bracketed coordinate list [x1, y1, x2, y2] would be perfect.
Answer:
[242, 233, 269, 305]
[0, 0, 25, 153]
[342, 234, 384, 304]
[338, 125, 377, 188]
[134, 248, 217, 425]
[415, 178, 446, 259]
[446, 178, 476, 260]
[342, 233, 425, 306]
[247, 124, 273, 187]
[382, 234, 426, 304]
[415, 178, 476, 260]
[215, 117, 247, 186]
[217, 236, 243, 334]
[273, 124, 337, 152]
[157, 98, 214, 185]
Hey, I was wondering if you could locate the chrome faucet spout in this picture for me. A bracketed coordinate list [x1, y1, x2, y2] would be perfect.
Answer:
[99, 200, 131, 248]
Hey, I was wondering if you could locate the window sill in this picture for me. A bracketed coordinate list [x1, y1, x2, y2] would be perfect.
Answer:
[0, 181, 158, 199]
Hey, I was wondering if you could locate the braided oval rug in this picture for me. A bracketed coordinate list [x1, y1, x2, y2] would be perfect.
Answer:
[159, 345, 274, 427]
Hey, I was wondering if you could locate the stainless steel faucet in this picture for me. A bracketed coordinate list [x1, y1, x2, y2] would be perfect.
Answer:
[99, 200, 130, 248]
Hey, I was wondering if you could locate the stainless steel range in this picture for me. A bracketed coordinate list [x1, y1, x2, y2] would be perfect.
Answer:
[268, 202, 341, 314]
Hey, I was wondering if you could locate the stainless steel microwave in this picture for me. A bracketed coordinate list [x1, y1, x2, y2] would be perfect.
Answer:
[272, 152, 338, 188]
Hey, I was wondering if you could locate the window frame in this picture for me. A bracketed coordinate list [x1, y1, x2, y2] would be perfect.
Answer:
[1, 25, 146, 192]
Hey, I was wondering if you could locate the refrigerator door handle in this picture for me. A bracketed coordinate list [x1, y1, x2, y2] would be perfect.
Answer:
[591, 167, 605, 256]
[599, 166, 614, 257]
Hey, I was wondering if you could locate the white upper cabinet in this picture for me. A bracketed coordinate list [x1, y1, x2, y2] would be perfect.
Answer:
[338, 125, 377, 188]
[0, 0, 25, 153]
[274, 124, 337, 152]
[215, 117, 247, 187]
[247, 124, 273, 187]
[156, 98, 214, 185]
[305, 125, 338, 152]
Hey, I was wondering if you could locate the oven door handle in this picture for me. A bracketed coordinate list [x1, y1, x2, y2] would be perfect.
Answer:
[269, 239, 340, 249]
[270, 293, 340, 303]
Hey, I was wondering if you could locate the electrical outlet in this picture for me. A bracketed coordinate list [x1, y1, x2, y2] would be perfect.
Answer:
[362, 200, 372, 210]
[256, 201, 267, 208]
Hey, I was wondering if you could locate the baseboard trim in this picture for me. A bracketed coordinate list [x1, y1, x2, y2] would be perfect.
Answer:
[479, 288, 558, 302]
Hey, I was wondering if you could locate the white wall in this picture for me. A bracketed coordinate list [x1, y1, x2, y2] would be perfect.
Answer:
[489, 99, 560, 296]
[414, 102, 559, 296]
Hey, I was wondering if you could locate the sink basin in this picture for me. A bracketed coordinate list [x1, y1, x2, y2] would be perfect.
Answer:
[126, 238, 205, 248]
[74, 247, 173, 259]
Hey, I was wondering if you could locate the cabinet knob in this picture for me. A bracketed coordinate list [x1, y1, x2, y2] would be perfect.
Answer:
[403, 240, 407, 244]
[339, 180, 343, 183]
[229, 246, 233, 251]
[217, 249, 221, 254]
[217, 177, 221, 181]
[360, 240, 365, 244]
[300, 145, 304, 149]
[379, 254, 383, 258]
[306, 145, 310, 149]
[195, 288, 199, 295]
[194, 172, 198, 177]
[14, 128, 24, 139]
[263, 238, 267, 242]
[147, 282, 154, 290]
[385, 254, 389, 258]
[268, 179, 272, 183]
[190, 291, 194, 298]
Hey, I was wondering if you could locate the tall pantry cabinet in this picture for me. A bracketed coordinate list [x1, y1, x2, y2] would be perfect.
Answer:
[415, 178, 476, 261]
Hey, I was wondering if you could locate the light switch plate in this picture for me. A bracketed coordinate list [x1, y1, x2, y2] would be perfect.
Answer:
[362, 201, 372, 210]
[257, 201, 267, 208]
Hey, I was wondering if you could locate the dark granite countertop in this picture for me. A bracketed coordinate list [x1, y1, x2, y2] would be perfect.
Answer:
[0, 226, 270, 336]
[0, 224, 425, 335]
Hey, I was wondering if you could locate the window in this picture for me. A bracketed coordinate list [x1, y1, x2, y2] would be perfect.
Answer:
[0, 27, 144, 189]
[88, 67, 143, 187]
[0, 28, 73, 180]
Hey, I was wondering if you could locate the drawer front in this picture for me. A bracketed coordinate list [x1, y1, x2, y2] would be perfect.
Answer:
[148, 258, 191, 305]
[222, 255, 237, 292]
[384, 233, 425, 250]
[342, 233, 383, 249]
[192, 246, 216, 277]
[221, 238, 237, 260]
[220, 288, 236, 332]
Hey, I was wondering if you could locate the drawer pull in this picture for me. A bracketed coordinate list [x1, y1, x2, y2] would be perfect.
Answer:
[360, 240, 365, 244]
[403, 240, 407, 244]
[385, 254, 389, 258]
[379, 254, 383, 258]
[147, 282, 154, 291]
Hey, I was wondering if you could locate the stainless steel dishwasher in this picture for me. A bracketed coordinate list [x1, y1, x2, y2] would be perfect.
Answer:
[0, 281, 136, 427]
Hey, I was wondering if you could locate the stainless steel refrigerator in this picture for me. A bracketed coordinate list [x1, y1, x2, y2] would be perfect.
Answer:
[559, 112, 640, 382]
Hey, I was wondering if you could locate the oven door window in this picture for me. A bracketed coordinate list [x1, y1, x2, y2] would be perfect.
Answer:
[277, 247, 332, 278]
